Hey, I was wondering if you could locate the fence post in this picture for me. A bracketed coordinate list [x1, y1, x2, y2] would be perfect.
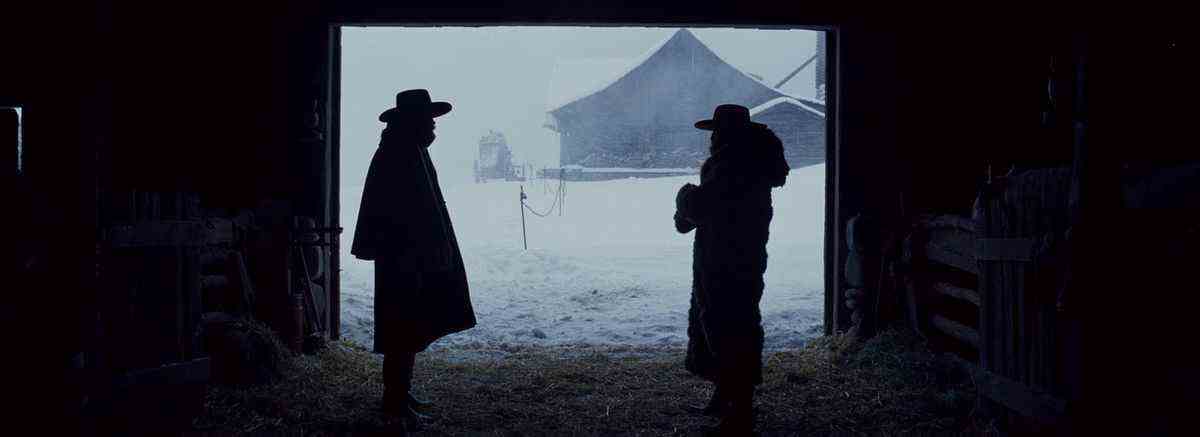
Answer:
[519, 185, 528, 250]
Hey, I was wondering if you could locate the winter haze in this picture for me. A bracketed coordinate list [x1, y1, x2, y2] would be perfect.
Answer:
[338, 26, 825, 350]
[340, 26, 820, 186]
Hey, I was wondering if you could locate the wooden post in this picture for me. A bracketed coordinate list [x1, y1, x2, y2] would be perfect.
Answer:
[519, 185, 528, 250]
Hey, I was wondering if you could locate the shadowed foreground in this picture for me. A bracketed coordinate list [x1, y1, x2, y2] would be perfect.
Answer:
[194, 331, 985, 435]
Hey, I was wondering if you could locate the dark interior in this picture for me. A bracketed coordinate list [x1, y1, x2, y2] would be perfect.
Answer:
[3, 2, 1197, 434]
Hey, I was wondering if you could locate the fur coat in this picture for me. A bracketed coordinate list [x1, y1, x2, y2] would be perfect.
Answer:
[675, 126, 789, 386]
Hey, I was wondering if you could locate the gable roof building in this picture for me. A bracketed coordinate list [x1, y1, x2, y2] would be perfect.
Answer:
[544, 28, 825, 170]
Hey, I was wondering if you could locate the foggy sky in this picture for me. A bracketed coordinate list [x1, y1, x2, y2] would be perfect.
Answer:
[340, 26, 819, 187]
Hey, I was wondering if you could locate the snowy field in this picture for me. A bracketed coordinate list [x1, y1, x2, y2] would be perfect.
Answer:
[339, 164, 826, 351]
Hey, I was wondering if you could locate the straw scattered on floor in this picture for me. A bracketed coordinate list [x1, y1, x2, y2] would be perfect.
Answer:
[193, 329, 982, 435]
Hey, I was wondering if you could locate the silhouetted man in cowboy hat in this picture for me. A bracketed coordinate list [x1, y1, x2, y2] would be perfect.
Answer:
[351, 89, 477, 428]
[674, 104, 789, 434]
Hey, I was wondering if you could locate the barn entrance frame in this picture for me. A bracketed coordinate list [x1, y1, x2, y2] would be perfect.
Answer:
[316, 19, 844, 342]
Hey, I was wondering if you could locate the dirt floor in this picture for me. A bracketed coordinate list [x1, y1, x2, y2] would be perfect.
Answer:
[192, 330, 988, 435]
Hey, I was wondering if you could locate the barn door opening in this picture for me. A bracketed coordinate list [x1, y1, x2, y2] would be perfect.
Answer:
[2, 106, 20, 176]
[334, 25, 829, 351]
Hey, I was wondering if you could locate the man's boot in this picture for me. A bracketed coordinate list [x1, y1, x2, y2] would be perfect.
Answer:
[382, 353, 430, 426]
[684, 384, 727, 417]
[398, 353, 433, 412]
[706, 383, 754, 436]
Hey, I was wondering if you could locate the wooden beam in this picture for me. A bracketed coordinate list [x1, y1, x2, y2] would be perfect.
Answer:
[931, 314, 980, 349]
[913, 214, 977, 234]
[121, 357, 211, 388]
[775, 53, 820, 89]
[932, 281, 981, 306]
[977, 238, 1035, 262]
[199, 248, 231, 268]
[925, 237, 979, 275]
[200, 274, 228, 290]
[106, 221, 209, 248]
[951, 356, 1067, 425]
[206, 218, 237, 245]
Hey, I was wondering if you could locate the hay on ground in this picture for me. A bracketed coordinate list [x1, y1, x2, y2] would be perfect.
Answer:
[193, 329, 983, 435]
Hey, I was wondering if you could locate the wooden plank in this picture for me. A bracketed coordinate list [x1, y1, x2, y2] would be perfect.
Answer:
[122, 357, 211, 386]
[173, 247, 186, 363]
[206, 218, 237, 245]
[199, 248, 230, 269]
[925, 237, 979, 275]
[107, 221, 209, 248]
[774, 53, 820, 88]
[932, 281, 981, 306]
[932, 314, 980, 349]
[980, 195, 995, 373]
[952, 356, 1066, 425]
[182, 249, 202, 360]
[1001, 202, 1015, 380]
[200, 274, 228, 290]
[1014, 202, 1028, 385]
[977, 238, 1035, 262]
[227, 252, 256, 315]
[913, 214, 978, 234]
[903, 277, 924, 338]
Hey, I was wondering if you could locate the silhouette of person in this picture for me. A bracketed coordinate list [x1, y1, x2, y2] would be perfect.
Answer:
[674, 104, 789, 434]
[350, 89, 477, 427]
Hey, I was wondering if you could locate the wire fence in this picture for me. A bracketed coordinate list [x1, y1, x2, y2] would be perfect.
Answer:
[519, 173, 567, 249]
[523, 178, 564, 218]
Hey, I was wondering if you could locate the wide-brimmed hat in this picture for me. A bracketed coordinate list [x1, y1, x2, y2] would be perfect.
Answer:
[378, 89, 453, 123]
[694, 104, 766, 131]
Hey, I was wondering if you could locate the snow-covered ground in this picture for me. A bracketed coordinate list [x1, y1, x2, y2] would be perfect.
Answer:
[339, 164, 826, 351]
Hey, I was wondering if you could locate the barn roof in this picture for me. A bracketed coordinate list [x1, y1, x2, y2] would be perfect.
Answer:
[749, 96, 826, 118]
[545, 57, 639, 113]
[545, 28, 821, 114]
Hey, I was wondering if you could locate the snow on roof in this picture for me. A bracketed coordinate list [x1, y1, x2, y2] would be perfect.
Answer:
[545, 58, 638, 113]
[789, 95, 826, 109]
[749, 96, 826, 118]
[687, 31, 821, 107]
[544, 29, 680, 112]
[546, 28, 826, 115]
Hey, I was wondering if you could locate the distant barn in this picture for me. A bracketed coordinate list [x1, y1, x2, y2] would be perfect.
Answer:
[749, 97, 827, 168]
[543, 28, 825, 175]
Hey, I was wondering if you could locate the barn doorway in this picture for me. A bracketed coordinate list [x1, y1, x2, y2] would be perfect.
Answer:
[2, 106, 20, 175]
[335, 26, 829, 352]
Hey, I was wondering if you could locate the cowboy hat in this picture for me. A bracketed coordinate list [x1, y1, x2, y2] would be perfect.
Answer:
[378, 89, 453, 123]
[694, 104, 766, 131]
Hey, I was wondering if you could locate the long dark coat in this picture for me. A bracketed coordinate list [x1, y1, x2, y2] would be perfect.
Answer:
[351, 130, 476, 354]
[674, 126, 789, 387]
